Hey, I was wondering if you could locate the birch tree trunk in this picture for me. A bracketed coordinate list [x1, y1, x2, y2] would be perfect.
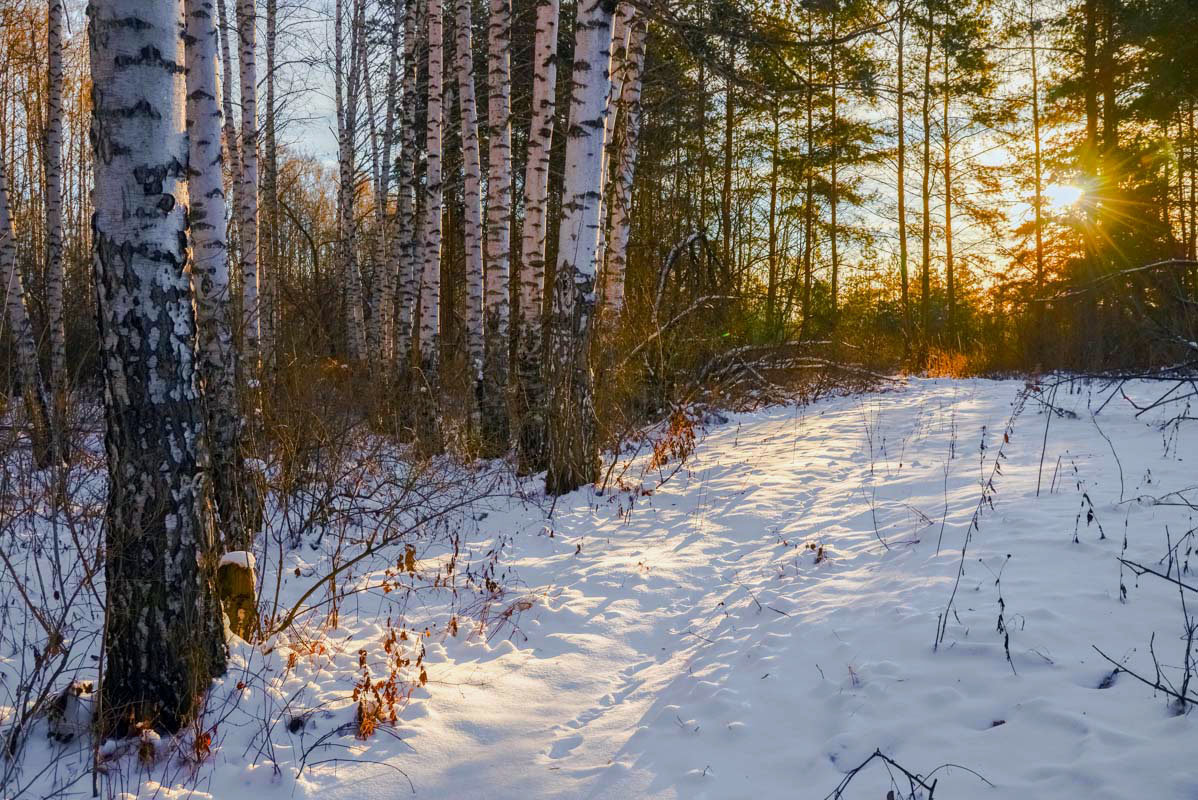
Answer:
[186, 0, 252, 549]
[394, 0, 421, 366]
[514, 0, 558, 472]
[603, 13, 646, 315]
[45, 0, 68, 453]
[89, 0, 226, 733]
[482, 0, 513, 449]
[371, 0, 404, 364]
[336, 0, 367, 361]
[454, 0, 485, 398]
[593, 1, 632, 279]
[417, 0, 445, 444]
[261, 0, 278, 365]
[0, 158, 54, 469]
[236, 0, 261, 370]
[546, 0, 616, 495]
[217, 0, 242, 197]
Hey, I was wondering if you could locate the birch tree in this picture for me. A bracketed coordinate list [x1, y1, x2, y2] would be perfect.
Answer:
[482, 0, 513, 446]
[546, 0, 617, 494]
[417, 0, 445, 440]
[593, 1, 632, 277]
[0, 158, 54, 469]
[603, 12, 646, 315]
[394, 0, 421, 365]
[261, 0, 278, 362]
[454, 0, 486, 402]
[335, 0, 367, 360]
[236, 0, 262, 367]
[89, 0, 226, 733]
[514, 0, 558, 470]
[186, 0, 252, 548]
[45, 0, 68, 451]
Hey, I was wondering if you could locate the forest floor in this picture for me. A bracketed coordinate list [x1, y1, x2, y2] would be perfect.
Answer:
[14, 377, 1198, 799]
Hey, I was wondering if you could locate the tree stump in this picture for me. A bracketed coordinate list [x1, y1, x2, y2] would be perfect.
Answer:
[218, 551, 259, 641]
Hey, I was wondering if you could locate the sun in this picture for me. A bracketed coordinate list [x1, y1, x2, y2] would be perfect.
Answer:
[1045, 184, 1084, 210]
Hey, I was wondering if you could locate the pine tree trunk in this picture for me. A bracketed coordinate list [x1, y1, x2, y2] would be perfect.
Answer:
[896, 0, 911, 348]
[0, 157, 54, 469]
[1030, 0, 1045, 357]
[236, 0, 261, 369]
[514, 0, 558, 473]
[603, 13, 646, 316]
[45, 0, 68, 456]
[186, 0, 252, 550]
[919, 3, 933, 352]
[483, 0, 513, 450]
[89, 0, 227, 733]
[546, 0, 617, 495]
[828, 10, 839, 325]
[454, 0, 485, 407]
[942, 33, 954, 342]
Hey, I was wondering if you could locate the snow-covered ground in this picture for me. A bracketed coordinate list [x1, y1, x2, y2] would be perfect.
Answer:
[12, 377, 1198, 798]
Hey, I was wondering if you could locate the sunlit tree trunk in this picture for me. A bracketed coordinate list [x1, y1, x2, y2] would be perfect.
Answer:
[89, 0, 226, 733]
[454, 0, 485, 404]
[185, 0, 251, 549]
[216, 0, 242, 199]
[418, 0, 445, 433]
[236, 0, 261, 369]
[373, 0, 404, 363]
[828, 9, 839, 325]
[594, 1, 632, 277]
[546, 0, 616, 495]
[395, 0, 421, 365]
[0, 158, 53, 469]
[1028, 0, 1044, 354]
[261, 0, 278, 366]
[483, 0, 513, 448]
[45, 0, 68, 452]
[941, 26, 954, 342]
[336, 0, 367, 361]
[603, 14, 646, 316]
[919, 0, 933, 351]
[514, 0, 558, 472]
[896, 0, 911, 348]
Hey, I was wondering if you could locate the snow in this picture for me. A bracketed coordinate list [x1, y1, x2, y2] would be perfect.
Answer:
[220, 550, 257, 573]
[7, 377, 1198, 798]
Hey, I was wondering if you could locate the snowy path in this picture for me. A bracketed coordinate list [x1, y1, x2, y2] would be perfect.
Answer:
[301, 379, 1196, 799]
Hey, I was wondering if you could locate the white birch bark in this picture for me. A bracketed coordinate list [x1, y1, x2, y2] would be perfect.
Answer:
[261, 0, 277, 363]
[235, 0, 261, 368]
[394, 0, 421, 363]
[336, 0, 368, 361]
[88, 0, 226, 731]
[45, 0, 68, 445]
[546, 0, 616, 494]
[593, 1, 632, 278]
[603, 14, 645, 314]
[185, 0, 250, 547]
[373, 0, 404, 362]
[216, 0, 242, 194]
[0, 156, 54, 469]
[513, 0, 558, 470]
[418, 0, 444, 380]
[484, 0, 513, 400]
[516, 0, 558, 359]
[454, 0, 485, 385]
